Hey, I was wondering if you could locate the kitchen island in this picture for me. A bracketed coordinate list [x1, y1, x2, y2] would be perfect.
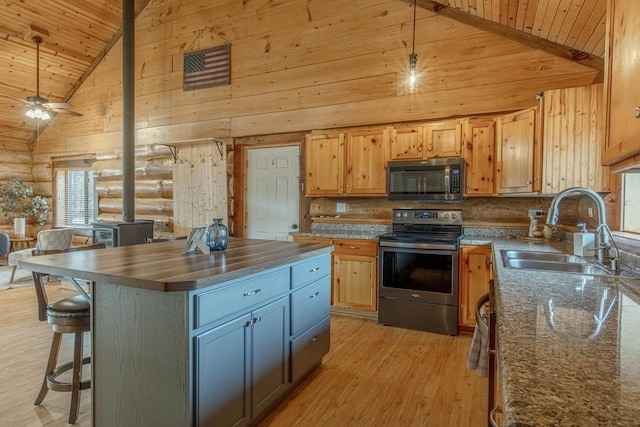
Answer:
[20, 237, 333, 427]
[491, 238, 640, 426]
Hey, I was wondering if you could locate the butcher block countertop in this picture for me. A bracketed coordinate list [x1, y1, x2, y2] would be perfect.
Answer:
[18, 237, 332, 292]
[492, 238, 640, 426]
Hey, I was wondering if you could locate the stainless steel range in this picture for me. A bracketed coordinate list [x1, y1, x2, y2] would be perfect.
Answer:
[378, 209, 462, 335]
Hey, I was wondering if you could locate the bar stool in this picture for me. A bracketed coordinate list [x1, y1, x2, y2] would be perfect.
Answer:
[31, 244, 105, 424]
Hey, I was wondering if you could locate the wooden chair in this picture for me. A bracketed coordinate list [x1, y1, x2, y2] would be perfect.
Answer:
[31, 244, 106, 424]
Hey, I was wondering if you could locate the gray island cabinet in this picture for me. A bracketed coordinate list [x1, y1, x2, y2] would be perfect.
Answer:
[19, 238, 333, 427]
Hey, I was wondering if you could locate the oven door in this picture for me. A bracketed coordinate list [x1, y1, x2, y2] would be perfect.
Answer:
[378, 245, 458, 306]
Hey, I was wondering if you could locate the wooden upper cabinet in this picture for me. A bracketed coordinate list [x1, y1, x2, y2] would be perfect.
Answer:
[345, 128, 389, 195]
[494, 107, 541, 194]
[463, 119, 495, 195]
[305, 133, 345, 196]
[603, 0, 640, 166]
[424, 122, 463, 158]
[389, 125, 423, 160]
[541, 86, 611, 193]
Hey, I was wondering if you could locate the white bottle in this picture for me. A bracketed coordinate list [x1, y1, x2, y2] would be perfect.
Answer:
[573, 223, 595, 256]
[528, 216, 538, 238]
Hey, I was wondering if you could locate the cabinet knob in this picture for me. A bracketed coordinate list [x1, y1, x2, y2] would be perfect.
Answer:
[526, 181, 532, 185]
[635, 107, 640, 119]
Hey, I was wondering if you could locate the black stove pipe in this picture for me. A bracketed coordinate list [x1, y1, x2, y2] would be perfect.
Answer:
[122, 0, 135, 222]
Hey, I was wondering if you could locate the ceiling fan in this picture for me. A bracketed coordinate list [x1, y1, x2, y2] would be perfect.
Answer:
[1, 35, 82, 120]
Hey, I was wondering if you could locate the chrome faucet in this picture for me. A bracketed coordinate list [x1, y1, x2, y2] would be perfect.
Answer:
[545, 187, 618, 268]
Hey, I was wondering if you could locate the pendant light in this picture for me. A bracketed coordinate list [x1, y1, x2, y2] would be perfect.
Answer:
[406, 0, 419, 93]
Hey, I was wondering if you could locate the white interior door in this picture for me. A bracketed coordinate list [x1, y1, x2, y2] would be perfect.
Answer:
[247, 146, 300, 241]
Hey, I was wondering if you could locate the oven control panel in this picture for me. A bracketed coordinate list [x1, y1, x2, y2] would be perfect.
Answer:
[392, 209, 462, 225]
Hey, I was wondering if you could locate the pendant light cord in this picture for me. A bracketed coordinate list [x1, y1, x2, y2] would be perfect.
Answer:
[411, 0, 417, 55]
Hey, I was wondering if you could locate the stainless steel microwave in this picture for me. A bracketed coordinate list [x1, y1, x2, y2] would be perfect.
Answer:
[387, 158, 465, 202]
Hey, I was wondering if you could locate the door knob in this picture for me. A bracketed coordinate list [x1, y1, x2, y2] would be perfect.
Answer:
[292, 224, 298, 229]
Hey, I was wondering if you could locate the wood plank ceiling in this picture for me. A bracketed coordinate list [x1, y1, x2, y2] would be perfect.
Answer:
[0, 0, 607, 152]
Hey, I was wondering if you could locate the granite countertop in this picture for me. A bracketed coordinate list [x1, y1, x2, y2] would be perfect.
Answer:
[491, 237, 640, 426]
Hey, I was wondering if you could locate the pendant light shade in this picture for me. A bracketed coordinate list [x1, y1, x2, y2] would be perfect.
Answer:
[406, 0, 419, 93]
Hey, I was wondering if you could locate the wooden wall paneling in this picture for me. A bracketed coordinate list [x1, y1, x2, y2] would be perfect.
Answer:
[233, 145, 247, 237]
[172, 143, 227, 236]
[231, 71, 595, 137]
[541, 84, 609, 193]
[0, 163, 32, 181]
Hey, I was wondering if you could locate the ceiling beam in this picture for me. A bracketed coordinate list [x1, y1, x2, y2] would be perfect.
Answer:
[402, 0, 604, 75]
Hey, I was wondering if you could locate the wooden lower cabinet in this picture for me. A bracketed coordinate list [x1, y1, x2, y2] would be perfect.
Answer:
[293, 236, 378, 312]
[458, 244, 492, 330]
[332, 239, 378, 311]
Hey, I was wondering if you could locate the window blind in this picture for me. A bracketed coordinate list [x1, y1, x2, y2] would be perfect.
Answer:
[55, 169, 97, 227]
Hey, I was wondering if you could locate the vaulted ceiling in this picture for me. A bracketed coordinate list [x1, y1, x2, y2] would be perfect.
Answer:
[0, 0, 607, 151]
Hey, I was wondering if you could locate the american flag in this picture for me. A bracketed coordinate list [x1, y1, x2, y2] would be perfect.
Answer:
[183, 44, 230, 91]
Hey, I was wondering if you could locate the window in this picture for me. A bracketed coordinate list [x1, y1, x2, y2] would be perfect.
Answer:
[55, 169, 97, 227]
[622, 174, 640, 233]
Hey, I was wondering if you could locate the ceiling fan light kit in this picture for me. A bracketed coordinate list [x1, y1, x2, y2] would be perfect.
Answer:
[1, 34, 81, 122]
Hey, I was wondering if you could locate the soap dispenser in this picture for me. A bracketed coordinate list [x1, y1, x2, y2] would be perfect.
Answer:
[573, 223, 595, 256]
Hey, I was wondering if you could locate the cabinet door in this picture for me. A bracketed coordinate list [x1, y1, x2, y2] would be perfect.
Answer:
[495, 108, 539, 193]
[424, 122, 462, 158]
[252, 297, 290, 418]
[458, 245, 492, 329]
[345, 128, 389, 195]
[604, 0, 640, 165]
[463, 119, 495, 195]
[332, 240, 378, 311]
[390, 125, 423, 160]
[305, 133, 345, 196]
[196, 313, 252, 427]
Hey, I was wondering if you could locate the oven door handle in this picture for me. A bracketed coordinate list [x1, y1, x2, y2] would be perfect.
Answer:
[379, 241, 458, 251]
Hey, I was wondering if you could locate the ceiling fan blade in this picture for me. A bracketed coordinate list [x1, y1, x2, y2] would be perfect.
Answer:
[1, 93, 31, 105]
[43, 102, 74, 109]
[48, 107, 83, 117]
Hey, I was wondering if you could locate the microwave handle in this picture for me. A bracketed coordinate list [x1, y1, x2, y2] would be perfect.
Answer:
[444, 166, 450, 192]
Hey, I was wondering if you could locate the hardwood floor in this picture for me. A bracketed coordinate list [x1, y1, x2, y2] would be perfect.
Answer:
[0, 285, 486, 427]
[259, 315, 487, 427]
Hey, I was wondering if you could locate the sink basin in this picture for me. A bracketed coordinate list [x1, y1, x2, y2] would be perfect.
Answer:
[500, 250, 612, 276]
[502, 250, 587, 264]
[505, 259, 611, 275]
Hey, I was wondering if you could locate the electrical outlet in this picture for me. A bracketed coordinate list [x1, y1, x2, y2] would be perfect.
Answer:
[528, 209, 544, 218]
[336, 202, 347, 213]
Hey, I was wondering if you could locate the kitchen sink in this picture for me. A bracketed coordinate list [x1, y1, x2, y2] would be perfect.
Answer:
[500, 250, 612, 276]
[502, 250, 587, 264]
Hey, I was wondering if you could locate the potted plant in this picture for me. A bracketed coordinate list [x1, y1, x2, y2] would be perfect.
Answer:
[0, 179, 50, 231]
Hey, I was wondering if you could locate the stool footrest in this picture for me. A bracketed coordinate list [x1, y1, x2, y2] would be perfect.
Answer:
[45, 356, 91, 392]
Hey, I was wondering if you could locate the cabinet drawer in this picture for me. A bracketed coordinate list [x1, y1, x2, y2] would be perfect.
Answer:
[290, 316, 330, 384]
[195, 268, 289, 328]
[291, 254, 331, 289]
[332, 239, 377, 256]
[290, 276, 331, 336]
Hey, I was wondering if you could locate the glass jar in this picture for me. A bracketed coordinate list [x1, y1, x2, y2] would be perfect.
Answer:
[206, 218, 228, 251]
